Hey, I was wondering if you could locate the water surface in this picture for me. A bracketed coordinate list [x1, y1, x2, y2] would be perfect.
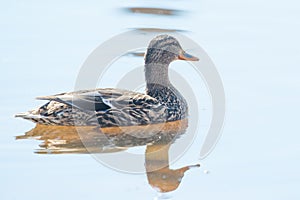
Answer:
[1, 0, 300, 199]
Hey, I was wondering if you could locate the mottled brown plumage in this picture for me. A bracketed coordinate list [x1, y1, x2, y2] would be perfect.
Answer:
[15, 35, 199, 126]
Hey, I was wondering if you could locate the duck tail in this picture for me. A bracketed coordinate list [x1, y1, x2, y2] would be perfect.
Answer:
[15, 112, 28, 118]
[15, 110, 44, 123]
[15, 112, 35, 118]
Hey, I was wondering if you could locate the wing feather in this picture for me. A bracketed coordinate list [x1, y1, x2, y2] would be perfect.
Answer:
[36, 88, 161, 113]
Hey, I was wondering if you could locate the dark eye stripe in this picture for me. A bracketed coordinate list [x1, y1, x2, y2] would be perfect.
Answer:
[161, 41, 179, 48]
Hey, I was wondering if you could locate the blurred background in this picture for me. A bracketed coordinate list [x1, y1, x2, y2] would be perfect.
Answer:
[0, 0, 300, 199]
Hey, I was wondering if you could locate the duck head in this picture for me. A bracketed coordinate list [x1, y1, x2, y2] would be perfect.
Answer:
[144, 35, 199, 86]
[145, 35, 199, 65]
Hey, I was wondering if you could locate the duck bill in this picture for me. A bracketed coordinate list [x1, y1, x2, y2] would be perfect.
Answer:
[178, 51, 199, 61]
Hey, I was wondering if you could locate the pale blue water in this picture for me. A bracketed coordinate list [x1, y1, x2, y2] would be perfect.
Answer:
[1, 0, 300, 199]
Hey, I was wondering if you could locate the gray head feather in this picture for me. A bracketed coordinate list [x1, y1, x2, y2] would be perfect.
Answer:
[145, 35, 183, 65]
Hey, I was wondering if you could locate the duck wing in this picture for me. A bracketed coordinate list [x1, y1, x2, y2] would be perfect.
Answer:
[36, 88, 159, 112]
[18, 88, 167, 126]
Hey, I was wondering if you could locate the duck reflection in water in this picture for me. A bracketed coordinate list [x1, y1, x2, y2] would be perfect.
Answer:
[16, 119, 200, 193]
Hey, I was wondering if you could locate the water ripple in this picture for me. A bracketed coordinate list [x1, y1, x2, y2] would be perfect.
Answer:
[124, 7, 183, 16]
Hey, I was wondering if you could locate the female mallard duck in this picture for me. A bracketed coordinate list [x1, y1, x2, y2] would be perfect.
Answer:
[15, 35, 199, 126]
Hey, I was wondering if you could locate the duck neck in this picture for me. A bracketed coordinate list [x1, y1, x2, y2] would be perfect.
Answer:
[145, 63, 171, 89]
[144, 63, 188, 120]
